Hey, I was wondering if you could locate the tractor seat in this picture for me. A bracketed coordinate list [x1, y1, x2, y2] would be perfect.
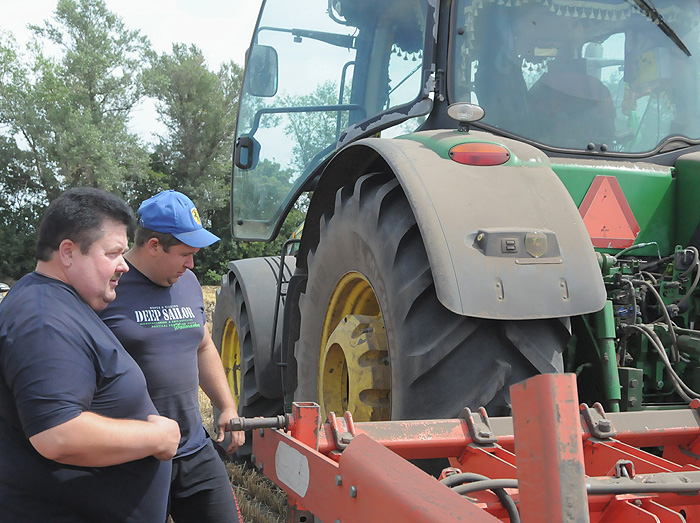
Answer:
[526, 71, 616, 149]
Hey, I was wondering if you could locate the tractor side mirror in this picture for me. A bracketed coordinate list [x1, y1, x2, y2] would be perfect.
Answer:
[234, 134, 261, 170]
[245, 45, 279, 97]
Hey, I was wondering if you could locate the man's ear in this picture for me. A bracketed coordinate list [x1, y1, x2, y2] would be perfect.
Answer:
[57, 239, 75, 268]
[147, 237, 160, 256]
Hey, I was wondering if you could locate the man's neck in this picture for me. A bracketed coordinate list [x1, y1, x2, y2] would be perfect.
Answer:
[124, 248, 148, 276]
[35, 260, 69, 285]
[125, 248, 168, 287]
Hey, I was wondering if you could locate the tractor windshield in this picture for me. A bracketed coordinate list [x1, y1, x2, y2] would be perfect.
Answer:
[451, 0, 700, 153]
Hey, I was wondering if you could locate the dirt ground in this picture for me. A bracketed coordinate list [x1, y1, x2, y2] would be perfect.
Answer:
[200, 286, 287, 523]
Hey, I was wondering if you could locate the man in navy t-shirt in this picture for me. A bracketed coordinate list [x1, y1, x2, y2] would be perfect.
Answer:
[0, 188, 180, 522]
[100, 190, 244, 522]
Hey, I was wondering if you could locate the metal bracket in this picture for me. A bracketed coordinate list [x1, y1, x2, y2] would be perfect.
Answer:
[612, 459, 636, 479]
[328, 411, 357, 451]
[288, 505, 315, 523]
[460, 406, 497, 444]
[580, 402, 617, 439]
[690, 398, 700, 414]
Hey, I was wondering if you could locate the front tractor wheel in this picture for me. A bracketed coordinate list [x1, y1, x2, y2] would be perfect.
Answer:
[295, 173, 569, 422]
[214, 271, 282, 420]
[219, 316, 243, 409]
[213, 260, 290, 456]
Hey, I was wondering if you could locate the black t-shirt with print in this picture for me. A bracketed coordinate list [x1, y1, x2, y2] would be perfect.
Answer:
[100, 262, 208, 457]
[0, 272, 171, 522]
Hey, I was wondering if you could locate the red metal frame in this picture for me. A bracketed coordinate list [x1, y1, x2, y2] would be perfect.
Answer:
[251, 374, 700, 522]
[511, 374, 589, 521]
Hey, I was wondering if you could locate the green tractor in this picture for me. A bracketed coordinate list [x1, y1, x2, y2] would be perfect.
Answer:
[213, 0, 700, 454]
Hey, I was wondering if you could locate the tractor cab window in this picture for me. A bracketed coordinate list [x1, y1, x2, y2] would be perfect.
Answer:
[232, 0, 429, 241]
[451, 0, 700, 154]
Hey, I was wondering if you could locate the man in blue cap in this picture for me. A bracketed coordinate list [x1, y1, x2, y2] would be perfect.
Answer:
[100, 190, 243, 523]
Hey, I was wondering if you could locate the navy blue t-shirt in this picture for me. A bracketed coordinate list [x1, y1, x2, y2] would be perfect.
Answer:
[100, 262, 208, 458]
[0, 272, 171, 522]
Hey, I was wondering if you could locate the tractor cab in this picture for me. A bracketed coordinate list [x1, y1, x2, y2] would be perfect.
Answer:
[232, 0, 700, 242]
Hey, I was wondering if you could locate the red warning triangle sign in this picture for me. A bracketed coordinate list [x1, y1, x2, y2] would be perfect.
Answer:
[579, 176, 640, 249]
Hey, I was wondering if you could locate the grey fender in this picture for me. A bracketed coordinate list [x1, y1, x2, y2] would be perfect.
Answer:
[223, 256, 296, 397]
[300, 130, 606, 319]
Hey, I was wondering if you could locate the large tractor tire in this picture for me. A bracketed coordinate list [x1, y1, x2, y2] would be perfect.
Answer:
[294, 173, 569, 422]
[212, 257, 293, 456]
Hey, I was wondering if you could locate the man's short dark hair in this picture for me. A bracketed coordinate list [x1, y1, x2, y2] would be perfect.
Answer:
[36, 188, 135, 261]
[133, 227, 183, 252]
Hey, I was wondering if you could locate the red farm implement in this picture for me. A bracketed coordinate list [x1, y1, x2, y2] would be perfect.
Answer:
[233, 373, 700, 522]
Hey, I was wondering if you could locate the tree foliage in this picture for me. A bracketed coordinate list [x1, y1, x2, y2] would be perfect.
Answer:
[0, 0, 152, 201]
[0, 0, 308, 285]
[143, 43, 287, 284]
[0, 0, 156, 282]
[235, 158, 296, 221]
[0, 135, 44, 281]
[145, 44, 242, 213]
[281, 80, 345, 173]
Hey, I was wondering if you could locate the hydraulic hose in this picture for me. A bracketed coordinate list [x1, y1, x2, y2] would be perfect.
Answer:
[613, 241, 661, 261]
[676, 246, 700, 311]
[627, 323, 699, 402]
[451, 477, 700, 498]
[678, 246, 699, 280]
[440, 473, 520, 523]
[633, 279, 681, 362]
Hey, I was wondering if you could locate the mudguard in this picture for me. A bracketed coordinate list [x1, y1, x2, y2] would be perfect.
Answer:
[301, 130, 606, 319]
[224, 256, 296, 398]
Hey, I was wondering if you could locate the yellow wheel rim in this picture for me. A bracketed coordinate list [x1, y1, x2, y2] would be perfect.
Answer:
[221, 318, 242, 406]
[319, 272, 390, 421]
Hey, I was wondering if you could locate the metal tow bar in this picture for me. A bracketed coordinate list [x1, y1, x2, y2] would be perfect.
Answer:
[229, 414, 290, 432]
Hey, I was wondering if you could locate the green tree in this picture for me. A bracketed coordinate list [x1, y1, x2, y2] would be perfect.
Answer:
[0, 0, 152, 201]
[281, 80, 345, 174]
[0, 135, 44, 281]
[146, 44, 242, 214]
[196, 200, 306, 286]
[145, 44, 251, 283]
[235, 158, 296, 221]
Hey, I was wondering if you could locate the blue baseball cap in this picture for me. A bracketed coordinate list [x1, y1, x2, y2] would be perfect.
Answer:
[138, 190, 220, 248]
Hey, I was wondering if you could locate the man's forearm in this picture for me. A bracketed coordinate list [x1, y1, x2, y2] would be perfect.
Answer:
[198, 332, 237, 413]
[198, 328, 245, 453]
[198, 349, 237, 412]
[29, 411, 180, 467]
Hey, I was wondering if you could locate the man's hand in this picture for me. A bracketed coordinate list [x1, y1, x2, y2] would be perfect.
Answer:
[217, 407, 245, 455]
[147, 414, 181, 460]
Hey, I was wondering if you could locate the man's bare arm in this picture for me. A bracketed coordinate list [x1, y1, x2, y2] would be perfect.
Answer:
[29, 411, 180, 467]
[197, 327, 244, 453]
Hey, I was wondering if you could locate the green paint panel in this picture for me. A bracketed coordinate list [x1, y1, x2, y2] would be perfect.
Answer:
[674, 152, 700, 248]
[400, 132, 700, 258]
[553, 163, 675, 256]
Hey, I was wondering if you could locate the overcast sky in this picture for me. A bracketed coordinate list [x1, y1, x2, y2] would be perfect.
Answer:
[2, 0, 264, 142]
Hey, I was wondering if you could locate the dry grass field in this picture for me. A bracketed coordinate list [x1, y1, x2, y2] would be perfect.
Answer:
[200, 286, 287, 523]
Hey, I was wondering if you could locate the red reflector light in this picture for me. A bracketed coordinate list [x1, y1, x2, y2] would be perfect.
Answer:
[449, 143, 510, 166]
